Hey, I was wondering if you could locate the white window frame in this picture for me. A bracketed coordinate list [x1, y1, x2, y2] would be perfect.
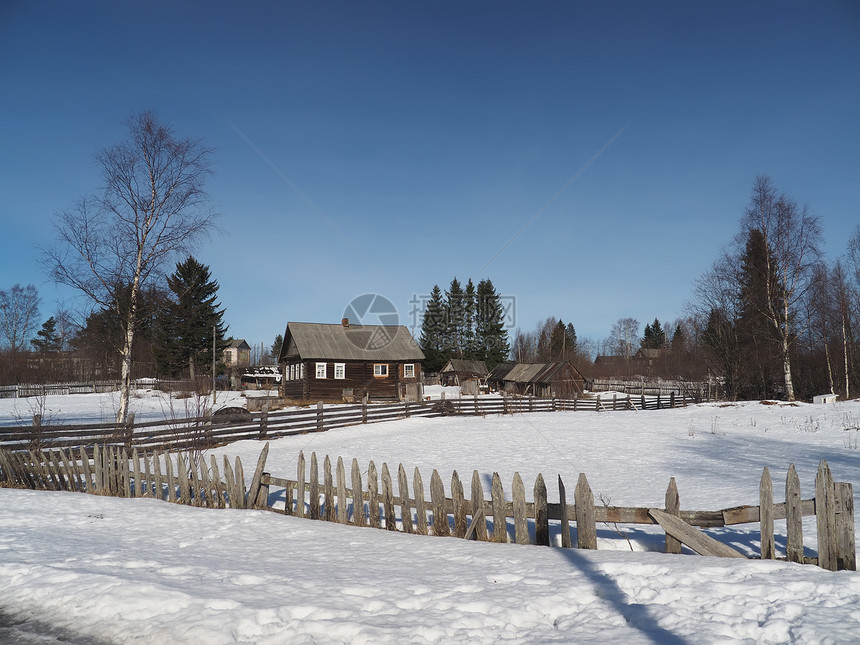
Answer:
[334, 363, 346, 380]
[403, 363, 415, 379]
[300, 363, 304, 379]
[373, 363, 388, 378]
[289, 364, 295, 380]
[316, 362, 327, 379]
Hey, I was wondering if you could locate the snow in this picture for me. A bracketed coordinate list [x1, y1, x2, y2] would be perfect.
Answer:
[2, 393, 860, 643]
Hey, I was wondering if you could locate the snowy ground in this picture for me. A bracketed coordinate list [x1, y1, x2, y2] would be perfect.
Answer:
[2, 393, 860, 643]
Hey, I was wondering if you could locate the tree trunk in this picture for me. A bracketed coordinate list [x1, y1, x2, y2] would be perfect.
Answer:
[117, 315, 136, 424]
[189, 356, 196, 382]
[782, 335, 795, 402]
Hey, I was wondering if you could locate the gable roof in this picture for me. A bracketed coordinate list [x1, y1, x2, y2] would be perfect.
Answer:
[278, 322, 425, 362]
[440, 359, 488, 376]
[502, 361, 584, 384]
[227, 339, 251, 350]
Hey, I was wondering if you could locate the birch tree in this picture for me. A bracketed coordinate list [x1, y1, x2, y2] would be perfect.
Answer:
[44, 111, 214, 423]
[740, 175, 821, 401]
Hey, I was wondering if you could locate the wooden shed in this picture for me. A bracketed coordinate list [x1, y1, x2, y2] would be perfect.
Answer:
[439, 359, 489, 389]
[494, 361, 585, 399]
[277, 320, 425, 401]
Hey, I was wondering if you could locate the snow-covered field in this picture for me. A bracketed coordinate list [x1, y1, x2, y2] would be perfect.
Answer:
[2, 392, 860, 643]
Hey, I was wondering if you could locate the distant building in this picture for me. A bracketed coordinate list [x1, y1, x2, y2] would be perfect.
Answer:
[489, 361, 585, 399]
[439, 359, 489, 391]
[223, 339, 251, 367]
[277, 319, 424, 401]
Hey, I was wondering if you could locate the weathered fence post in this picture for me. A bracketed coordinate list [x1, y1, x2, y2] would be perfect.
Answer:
[470, 470, 488, 541]
[296, 451, 306, 518]
[413, 466, 427, 535]
[399, 464, 413, 534]
[786, 463, 804, 564]
[430, 469, 449, 536]
[670, 392, 675, 409]
[474, 392, 479, 416]
[665, 477, 681, 554]
[368, 461, 380, 528]
[834, 482, 856, 571]
[574, 473, 597, 550]
[362, 394, 368, 424]
[309, 453, 320, 519]
[351, 458, 364, 526]
[382, 463, 396, 530]
[512, 472, 528, 544]
[323, 455, 333, 521]
[534, 473, 549, 546]
[559, 475, 572, 548]
[451, 471, 467, 538]
[316, 401, 324, 432]
[760, 467, 774, 559]
[491, 472, 508, 543]
[337, 457, 348, 524]
[815, 460, 837, 571]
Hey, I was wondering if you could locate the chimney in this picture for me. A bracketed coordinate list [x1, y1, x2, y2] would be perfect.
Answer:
[342, 318, 349, 328]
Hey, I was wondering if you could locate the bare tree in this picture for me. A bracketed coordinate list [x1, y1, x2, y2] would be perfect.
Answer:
[44, 111, 215, 423]
[0, 284, 40, 351]
[608, 317, 640, 360]
[740, 176, 821, 401]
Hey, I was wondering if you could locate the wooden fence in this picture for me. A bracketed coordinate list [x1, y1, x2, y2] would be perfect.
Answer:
[1, 443, 853, 572]
[0, 393, 693, 453]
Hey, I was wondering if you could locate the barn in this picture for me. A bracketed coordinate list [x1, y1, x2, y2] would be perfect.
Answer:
[439, 359, 489, 392]
[277, 320, 424, 401]
[490, 361, 585, 399]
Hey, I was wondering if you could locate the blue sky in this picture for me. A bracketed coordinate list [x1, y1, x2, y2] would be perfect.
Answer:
[1, 2, 858, 354]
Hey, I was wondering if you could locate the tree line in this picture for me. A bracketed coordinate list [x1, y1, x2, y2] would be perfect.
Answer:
[418, 277, 510, 373]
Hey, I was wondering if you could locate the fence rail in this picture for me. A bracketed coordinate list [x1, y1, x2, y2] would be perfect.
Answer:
[0, 443, 853, 572]
[0, 393, 694, 453]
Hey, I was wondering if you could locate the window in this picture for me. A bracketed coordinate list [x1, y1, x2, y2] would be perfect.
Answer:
[300, 364, 304, 379]
[316, 362, 327, 379]
[403, 363, 415, 378]
[289, 364, 295, 380]
[334, 363, 345, 379]
[373, 363, 388, 377]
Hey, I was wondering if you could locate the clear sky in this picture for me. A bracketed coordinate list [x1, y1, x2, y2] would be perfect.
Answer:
[1, 1, 858, 354]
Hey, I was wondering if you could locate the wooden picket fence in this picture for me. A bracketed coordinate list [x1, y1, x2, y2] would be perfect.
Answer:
[1, 443, 854, 571]
[0, 392, 692, 454]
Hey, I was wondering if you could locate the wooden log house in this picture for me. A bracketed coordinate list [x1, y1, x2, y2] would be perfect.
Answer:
[277, 320, 425, 401]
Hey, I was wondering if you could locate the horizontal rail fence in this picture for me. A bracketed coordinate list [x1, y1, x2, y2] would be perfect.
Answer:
[1, 443, 853, 572]
[0, 393, 695, 453]
[589, 378, 714, 401]
[0, 381, 123, 399]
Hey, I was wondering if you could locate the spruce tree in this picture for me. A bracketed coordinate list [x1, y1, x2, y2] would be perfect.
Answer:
[155, 256, 227, 380]
[642, 318, 666, 349]
[463, 279, 477, 359]
[475, 278, 510, 370]
[444, 277, 465, 357]
[31, 317, 62, 352]
[271, 334, 284, 360]
[419, 285, 447, 373]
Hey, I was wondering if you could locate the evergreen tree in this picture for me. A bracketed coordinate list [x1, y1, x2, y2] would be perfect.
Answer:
[31, 317, 62, 352]
[565, 323, 577, 354]
[155, 257, 228, 380]
[641, 318, 666, 349]
[475, 278, 510, 370]
[671, 324, 684, 352]
[463, 278, 477, 359]
[419, 285, 447, 373]
[271, 334, 284, 360]
[444, 277, 465, 357]
[736, 228, 783, 398]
